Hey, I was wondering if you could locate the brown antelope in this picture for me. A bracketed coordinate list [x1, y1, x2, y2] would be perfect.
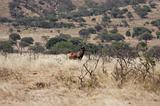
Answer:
[68, 47, 85, 60]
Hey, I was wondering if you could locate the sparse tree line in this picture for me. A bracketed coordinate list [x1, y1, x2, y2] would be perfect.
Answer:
[0, 32, 160, 90]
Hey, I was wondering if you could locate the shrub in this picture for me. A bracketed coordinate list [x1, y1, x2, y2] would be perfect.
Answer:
[21, 37, 34, 45]
[126, 30, 131, 37]
[121, 20, 129, 27]
[72, 17, 86, 23]
[45, 13, 58, 22]
[133, 5, 151, 18]
[110, 33, 125, 41]
[50, 41, 77, 54]
[94, 24, 103, 32]
[156, 31, 160, 39]
[97, 31, 125, 42]
[132, 27, 152, 38]
[0, 41, 13, 53]
[29, 42, 45, 53]
[102, 14, 111, 23]
[151, 19, 160, 28]
[69, 37, 84, 46]
[79, 29, 90, 39]
[147, 46, 160, 60]
[136, 41, 148, 52]
[0, 17, 12, 23]
[87, 27, 97, 34]
[9, 33, 21, 44]
[127, 12, 133, 19]
[46, 37, 67, 49]
[85, 43, 101, 55]
[138, 32, 153, 41]
[110, 41, 137, 58]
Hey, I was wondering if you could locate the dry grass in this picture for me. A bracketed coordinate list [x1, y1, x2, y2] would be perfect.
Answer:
[0, 54, 160, 106]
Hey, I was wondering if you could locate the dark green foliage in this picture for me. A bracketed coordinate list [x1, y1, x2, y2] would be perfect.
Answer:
[45, 13, 58, 22]
[121, 8, 128, 14]
[127, 12, 133, 19]
[147, 46, 160, 60]
[110, 41, 137, 58]
[110, 7, 125, 18]
[9, 33, 21, 45]
[85, 0, 98, 8]
[57, 0, 76, 12]
[143, 5, 151, 12]
[0, 41, 13, 53]
[138, 33, 153, 41]
[14, 17, 75, 28]
[156, 32, 160, 39]
[29, 42, 45, 53]
[102, 14, 111, 23]
[151, 19, 160, 28]
[121, 20, 129, 27]
[133, 5, 151, 18]
[50, 41, 77, 54]
[94, 24, 103, 32]
[21, 37, 34, 45]
[9, 0, 24, 18]
[97, 31, 125, 42]
[0, 17, 13, 23]
[79, 29, 90, 39]
[46, 37, 67, 49]
[136, 41, 148, 52]
[85, 43, 102, 55]
[72, 17, 86, 23]
[69, 37, 84, 46]
[87, 27, 97, 34]
[132, 27, 152, 38]
[124, 0, 146, 5]
[126, 30, 131, 37]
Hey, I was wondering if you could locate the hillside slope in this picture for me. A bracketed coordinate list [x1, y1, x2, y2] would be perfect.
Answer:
[0, 0, 149, 18]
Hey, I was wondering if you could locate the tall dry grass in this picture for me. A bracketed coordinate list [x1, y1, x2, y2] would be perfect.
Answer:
[0, 53, 160, 106]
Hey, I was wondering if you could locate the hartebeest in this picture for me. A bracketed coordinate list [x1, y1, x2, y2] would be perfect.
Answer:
[68, 47, 85, 60]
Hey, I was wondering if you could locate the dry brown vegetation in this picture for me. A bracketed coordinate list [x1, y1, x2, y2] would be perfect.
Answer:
[0, 53, 160, 106]
[0, 0, 160, 106]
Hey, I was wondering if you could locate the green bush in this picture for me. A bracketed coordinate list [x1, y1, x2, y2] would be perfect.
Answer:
[50, 41, 78, 54]
[97, 31, 125, 42]
[94, 24, 103, 32]
[102, 14, 111, 23]
[85, 43, 102, 55]
[0, 41, 13, 53]
[46, 37, 67, 49]
[69, 37, 84, 46]
[156, 31, 160, 39]
[79, 29, 90, 39]
[87, 27, 97, 34]
[29, 43, 45, 53]
[110, 41, 137, 58]
[147, 46, 160, 60]
[133, 5, 151, 18]
[126, 30, 131, 37]
[136, 41, 148, 52]
[132, 27, 152, 37]
[151, 19, 160, 28]
[138, 33, 153, 41]
[127, 12, 133, 19]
